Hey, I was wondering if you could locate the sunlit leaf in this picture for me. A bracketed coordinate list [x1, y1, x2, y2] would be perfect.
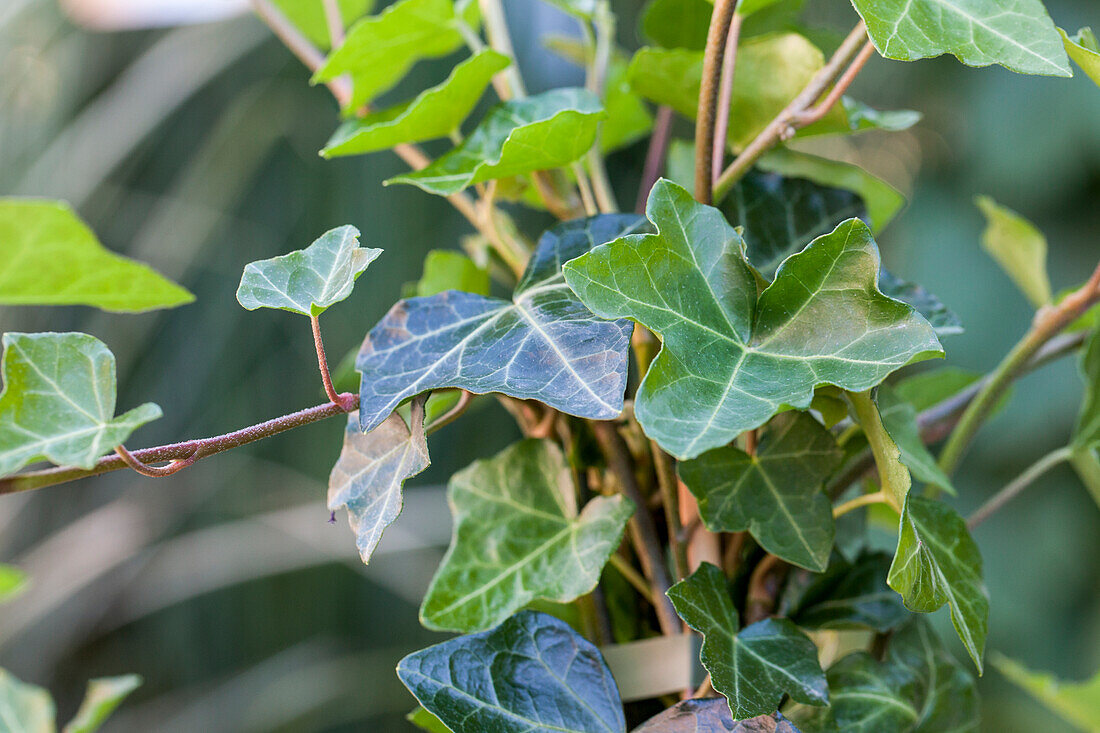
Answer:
[0, 564, 27, 603]
[0, 199, 193, 313]
[1061, 27, 1100, 87]
[877, 384, 956, 494]
[388, 88, 605, 196]
[413, 250, 490, 297]
[634, 699, 802, 732]
[63, 675, 141, 733]
[408, 706, 452, 732]
[790, 552, 909, 633]
[0, 668, 54, 733]
[888, 495, 988, 672]
[357, 214, 645, 433]
[564, 180, 942, 459]
[398, 610, 627, 733]
[668, 563, 828, 719]
[322, 50, 509, 157]
[421, 439, 632, 631]
[974, 195, 1051, 308]
[993, 654, 1100, 731]
[0, 333, 161, 478]
[678, 412, 842, 571]
[850, 0, 1071, 76]
[270, 0, 373, 49]
[236, 226, 380, 317]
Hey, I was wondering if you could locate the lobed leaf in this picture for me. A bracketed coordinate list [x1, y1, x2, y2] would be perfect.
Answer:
[398, 610, 626, 733]
[1061, 27, 1100, 87]
[0, 333, 161, 478]
[634, 699, 802, 732]
[0, 668, 54, 733]
[63, 675, 142, 733]
[992, 654, 1100, 731]
[0, 198, 193, 313]
[974, 195, 1051, 308]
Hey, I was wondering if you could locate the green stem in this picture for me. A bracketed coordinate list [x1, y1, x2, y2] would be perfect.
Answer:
[478, 0, 525, 98]
[847, 389, 910, 512]
[967, 447, 1071, 529]
[832, 490, 887, 518]
[584, 1, 619, 213]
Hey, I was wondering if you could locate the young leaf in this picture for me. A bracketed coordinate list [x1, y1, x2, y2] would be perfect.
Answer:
[63, 675, 142, 733]
[413, 250, 490, 297]
[321, 50, 509, 157]
[328, 402, 430, 566]
[0, 668, 54, 732]
[850, 0, 1071, 77]
[563, 180, 942, 459]
[398, 610, 627, 733]
[667, 563, 829, 719]
[312, 0, 479, 111]
[887, 495, 989, 672]
[791, 552, 909, 633]
[634, 699, 802, 732]
[357, 214, 646, 433]
[0, 199, 193, 313]
[0, 333, 162, 478]
[387, 88, 605, 196]
[678, 412, 843, 572]
[0, 564, 27, 603]
[1061, 27, 1100, 87]
[420, 439, 632, 632]
[236, 225, 380, 317]
[270, 0, 373, 49]
[877, 384, 956, 495]
[993, 654, 1100, 731]
[975, 195, 1051, 308]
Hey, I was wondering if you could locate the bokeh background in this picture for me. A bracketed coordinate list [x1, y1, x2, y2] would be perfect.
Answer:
[0, 0, 1097, 730]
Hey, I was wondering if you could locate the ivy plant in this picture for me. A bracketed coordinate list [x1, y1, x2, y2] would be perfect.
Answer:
[2, 0, 1099, 730]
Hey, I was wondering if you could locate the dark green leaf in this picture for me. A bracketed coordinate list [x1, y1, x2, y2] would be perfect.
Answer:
[888, 495, 988, 672]
[0, 668, 53, 732]
[1061, 27, 1100, 86]
[633, 699, 802, 732]
[388, 88, 604, 196]
[0, 198, 193, 313]
[877, 271, 963, 337]
[678, 412, 842, 571]
[0, 564, 27, 603]
[974, 195, 1051, 308]
[63, 675, 141, 733]
[0, 333, 161, 477]
[357, 214, 646, 433]
[668, 563, 829, 719]
[398, 610, 627, 733]
[421, 439, 632, 631]
[992, 653, 1100, 731]
[792, 553, 909, 632]
[877, 385, 956, 494]
[413, 250, 490, 297]
[564, 180, 942, 459]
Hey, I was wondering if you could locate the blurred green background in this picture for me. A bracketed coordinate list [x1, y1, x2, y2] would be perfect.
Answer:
[0, 0, 1097, 730]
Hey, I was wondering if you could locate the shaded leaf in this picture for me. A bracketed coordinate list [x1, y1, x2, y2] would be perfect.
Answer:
[668, 563, 828, 719]
[0, 198, 193, 313]
[63, 675, 141, 733]
[633, 699, 802, 732]
[388, 88, 605, 196]
[357, 214, 645, 433]
[877, 271, 963, 337]
[236, 225, 380, 317]
[398, 610, 626, 733]
[0, 333, 161, 477]
[850, 0, 1071, 76]
[0, 668, 54, 733]
[413, 250, 490, 297]
[894, 366, 982, 412]
[877, 384, 956, 494]
[993, 654, 1100, 732]
[888, 495, 988, 672]
[678, 412, 842, 571]
[1061, 27, 1100, 87]
[791, 552, 909, 633]
[0, 564, 27, 603]
[421, 439, 632, 631]
[975, 195, 1051, 308]
[322, 50, 509, 157]
[564, 179, 942, 459]
[270, 0, 373, 49]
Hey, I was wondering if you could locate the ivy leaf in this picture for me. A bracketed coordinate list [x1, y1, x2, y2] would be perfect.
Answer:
[0, 564, 27, 603]
[413, 250, 490, 297]
[850, 0, 1071, 77]
[1061, 27, 1100, 87]
[408, 707, 452, 732]
[236, 226, 381, 317]
[877, 270, 963, 338]
[398, 610, 627, 733]
[313, 0, 479, 111]
[564, 180, 942, 459]
[63, 675, 142, 733]
[322, 50, 509, 157]
[1072, 325, 1100, 451]
[0, 199, 193, 313]
[388, 88, 605, 196]
[974, 195, 1051, 308]
[791, 553, 909, 633]
[634, 699, 802, 732]
[640, 0, 711, 50]
[0, 333, 162, 478]
[895, 366, 983, 412]
[877, 384, 956, 494]
[668, 563, 829, 719]
[357, 214, 645, 433]
[270, 0, 373, 49]
[678, 412, 842, 571]
[0, 668, 54, 732]
[328, 402, 430, 566]
[992, 654, 1100, 731]
[421, 439, 632, 631]
[842, 98, 922, 133]
[887, 495, 988, 672]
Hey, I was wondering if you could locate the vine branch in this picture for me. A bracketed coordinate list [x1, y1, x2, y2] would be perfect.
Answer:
[967, 447, 1070, 529]
[694, 0, 740, 204]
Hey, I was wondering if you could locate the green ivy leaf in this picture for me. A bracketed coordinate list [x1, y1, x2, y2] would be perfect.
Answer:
[1072, 325, 1100, 451]
[322, 50, 509, 157]
[313, 0, 479, 111]
[63, 675, 142, 733]
[993, 654, 1100, 731]
[398, 610, 626, 733]
[0, 199, 193, 313]
[357, 214, 646, 433]
[877, 384, 956, 494]
[236, 226, 381, 317]
[634, 699, 802, 732]
[564, 180, 942, 459]
[413, 250, 490, 297]
[0, 564, 27, 603]
[876, 271, 963, 338]
[640, 0, 711, 50]
[668, 563, 828, 720]
[0, 668, 54, 732]
[887, 495, 988, 672]
[791, 552, 909, 633]
[678, 412, 842, 571]
[328, 402, 430, 565]
[1061, 27, 1100, 87]
[421, 439, 631, 631]
[850, 0, 1071, 77]
[0, 333, 161, 478]
[270, 0, 373, 49]
[974, 195, 1051, 308]
[388, 88, 605, 196]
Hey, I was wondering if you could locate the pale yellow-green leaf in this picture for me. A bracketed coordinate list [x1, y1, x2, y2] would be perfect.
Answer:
[975, 195, 1051, 308]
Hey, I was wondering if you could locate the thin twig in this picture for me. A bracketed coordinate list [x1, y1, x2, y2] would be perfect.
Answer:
[573, 162, 599, 216]
[832, 490, 886, 518]
[311, 314, 352, 409]
[710, 13, 743, 186]
[609, 552, 655, 605]
[745, 554, 786, 624]
[114, 444, 198, 478]
[790, 39, 876, 128]
[637, 106, 674, 213]
[967, 447, 1071, 529]
[652, 443, 689, 579]
[479, 0, 525, 98]
[321, 0, 344, 47]
[694, 0, 740, 203]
